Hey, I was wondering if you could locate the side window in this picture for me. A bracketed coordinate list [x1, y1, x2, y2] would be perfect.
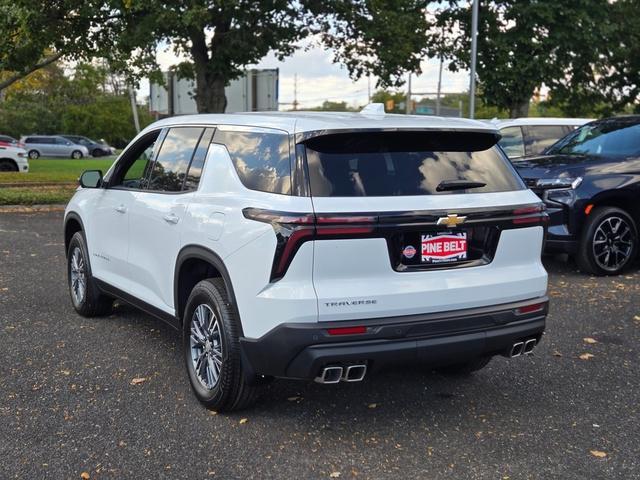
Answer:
[148, 127, 204, 192]
[524, 126, 568, 156]
[183, 128, 215, 191]
[498, 127, 525, 159]
[109, 130, 161, 189]
[213, 129, 291, 194]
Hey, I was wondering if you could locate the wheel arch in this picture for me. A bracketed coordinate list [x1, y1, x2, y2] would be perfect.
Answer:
[174, 245, 243, 334]
[588, 189, 640, 226]
[0, 158, 18, 170]
[64, 212, 86, 255]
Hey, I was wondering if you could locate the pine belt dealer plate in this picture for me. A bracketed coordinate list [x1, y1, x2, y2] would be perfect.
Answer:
[421, 231, 468, 264]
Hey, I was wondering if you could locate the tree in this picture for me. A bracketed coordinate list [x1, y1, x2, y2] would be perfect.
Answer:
[111, 0, 434, 113]
[437, 0, 613, 117]
[307, 100, 357, 112]
[0, 1, 123, 92]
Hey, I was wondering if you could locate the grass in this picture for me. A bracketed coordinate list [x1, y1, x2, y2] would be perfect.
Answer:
[0, 158, 116, 184]
[0, 157, 116, 205]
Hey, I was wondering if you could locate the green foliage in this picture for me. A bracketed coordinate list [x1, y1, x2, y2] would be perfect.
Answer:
[371, 89, 407, 113]
[437, 0, 619, 117]
[0, 63, 152, 147]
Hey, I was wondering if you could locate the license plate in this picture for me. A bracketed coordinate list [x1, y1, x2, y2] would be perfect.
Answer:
[421, 231, 468, 264]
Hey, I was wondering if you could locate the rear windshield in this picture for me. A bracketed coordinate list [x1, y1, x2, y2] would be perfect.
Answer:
[304, 131, 524, 197]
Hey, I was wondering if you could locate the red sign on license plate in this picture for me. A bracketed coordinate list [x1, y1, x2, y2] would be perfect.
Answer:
[421, 232, 468, 263]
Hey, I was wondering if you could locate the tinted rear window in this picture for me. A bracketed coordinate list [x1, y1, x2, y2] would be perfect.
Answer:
[304, 131, 523, 197]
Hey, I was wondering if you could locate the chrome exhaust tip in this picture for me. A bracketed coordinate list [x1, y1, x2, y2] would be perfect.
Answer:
[523, 338, 537, 355]
[314, 366, 343, 384]
[510, 342, 524, 358]
[343, 364, 367, 382]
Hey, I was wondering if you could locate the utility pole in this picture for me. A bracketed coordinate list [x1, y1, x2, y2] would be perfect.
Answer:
[436, 24, 445, 116]
[367, 75, 371, 103]
[405, 73, 412, 114]
[469, 0, 479, 119]
[128, 84, 141, 133]
[292, 73, 299, 111]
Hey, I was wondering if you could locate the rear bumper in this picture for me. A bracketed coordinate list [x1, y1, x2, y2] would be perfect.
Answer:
[239, 297, 548, 381]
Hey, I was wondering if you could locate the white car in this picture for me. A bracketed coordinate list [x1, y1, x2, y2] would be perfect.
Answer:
[487, 117, 593, 160]
[64, 107, 549, 411]
[0, 144, 29, 172]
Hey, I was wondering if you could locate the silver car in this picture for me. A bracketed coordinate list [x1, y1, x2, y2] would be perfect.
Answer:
[21, 135, 90, 159]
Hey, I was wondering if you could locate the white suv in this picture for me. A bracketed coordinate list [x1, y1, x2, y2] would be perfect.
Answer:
[64, 108, 549, 411]
[0, 144, 29, 172]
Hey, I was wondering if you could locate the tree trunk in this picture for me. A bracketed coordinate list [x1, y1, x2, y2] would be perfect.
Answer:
[194, 72, 227, 113]
[509, 100, 530, 118]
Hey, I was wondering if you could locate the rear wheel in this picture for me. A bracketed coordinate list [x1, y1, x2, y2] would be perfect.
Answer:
[183, 278, 260, 411]
[28, 150, 40, 159]
[576, 207, 637, 276]
[71, 150, 83, 159]
[435, 356, 492, 375]
[0, 159, 18, 172]
[67, 232, 113, 317]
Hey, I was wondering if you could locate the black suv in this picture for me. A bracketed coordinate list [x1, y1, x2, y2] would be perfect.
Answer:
[515, 116, 640, 275]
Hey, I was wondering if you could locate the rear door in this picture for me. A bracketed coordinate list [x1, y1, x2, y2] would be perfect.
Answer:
[304, 130, 548, 322]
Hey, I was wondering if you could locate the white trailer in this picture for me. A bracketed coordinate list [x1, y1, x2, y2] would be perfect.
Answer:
[149, 69, 279, 115]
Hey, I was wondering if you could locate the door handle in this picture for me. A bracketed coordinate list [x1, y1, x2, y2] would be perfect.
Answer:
[115, 204, 127, 214]
[163, 213, 180, 224]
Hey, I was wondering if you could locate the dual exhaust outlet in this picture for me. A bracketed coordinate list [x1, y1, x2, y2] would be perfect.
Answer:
[315, 364, 367, 384]
[508, 338, 537, 357]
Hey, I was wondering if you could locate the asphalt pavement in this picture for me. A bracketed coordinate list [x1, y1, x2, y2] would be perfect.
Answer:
[1, 211, 639, 479]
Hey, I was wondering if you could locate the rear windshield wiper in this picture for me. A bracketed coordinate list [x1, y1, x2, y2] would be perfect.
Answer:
[436, 179, 487, 192]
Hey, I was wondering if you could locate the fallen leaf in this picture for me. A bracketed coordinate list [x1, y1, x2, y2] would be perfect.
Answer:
[583, 337, 598, 344]
[80, 472, 90, 480]
[579, 353, 595, 360]
[60, 369, 71, 376]
[329, 472, 341, 478]
[130, 377, 147, 385]
[209, 410, 218, 416]
[590, 450, 607, 458]
[552, 351, 563, 357]
[368, 403, 378, 409]
[239, 418, 248, 424]
[287, 396, 303, 402]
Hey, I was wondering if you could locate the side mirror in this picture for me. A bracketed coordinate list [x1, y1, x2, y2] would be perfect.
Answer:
[79, 170, 103, 188]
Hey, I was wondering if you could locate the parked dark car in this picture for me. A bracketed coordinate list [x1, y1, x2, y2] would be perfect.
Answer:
[60, 135, 115, 157]
[515, 116, 640, 275]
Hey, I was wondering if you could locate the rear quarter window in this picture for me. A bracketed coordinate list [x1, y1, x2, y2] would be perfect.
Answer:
[214, 129, 291, 195]
[304, 131, 524, 197]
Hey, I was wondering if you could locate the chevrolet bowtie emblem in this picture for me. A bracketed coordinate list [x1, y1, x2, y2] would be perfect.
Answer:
[437, 214, 467, 228]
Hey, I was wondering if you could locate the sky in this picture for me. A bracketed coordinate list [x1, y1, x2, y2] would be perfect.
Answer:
[145, 39, 471, 110]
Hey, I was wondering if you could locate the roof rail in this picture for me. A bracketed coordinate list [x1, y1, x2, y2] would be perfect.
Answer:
[360, 103, 385, 116]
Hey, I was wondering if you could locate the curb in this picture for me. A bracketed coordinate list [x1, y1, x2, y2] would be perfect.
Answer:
[0, 204, 66, 213]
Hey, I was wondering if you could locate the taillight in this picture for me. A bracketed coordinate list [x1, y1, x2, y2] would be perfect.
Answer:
[327, 326, 367, 336]
[512, 204, 549, 225]
[515, 302, 547, 315]
[242, 208, 377, 281]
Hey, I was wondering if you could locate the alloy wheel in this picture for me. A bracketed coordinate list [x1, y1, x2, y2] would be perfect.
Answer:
[70, 247, 86, 305]
[592, 215, 635, 272]
[189, 304, 224, 390]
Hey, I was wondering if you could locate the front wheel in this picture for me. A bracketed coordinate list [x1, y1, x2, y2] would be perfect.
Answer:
[71, 150, 83, 159]
[183, 278, 260, 412]
[576, 207, 638, 276]
[0, 159, 18, 172]
[67, 232, 113, 316]
[28, 150, 40, 159]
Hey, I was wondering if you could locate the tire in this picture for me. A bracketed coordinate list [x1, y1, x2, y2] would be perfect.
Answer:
[0, 159, 18, 172]
[71, 150, 83, 159]
[67, 231, 113, 317]
[435, 356, 492, 375]
[28, 150, 40, 159]
[92, 148, 103, 157]
[576, 206, 638, 276]
[183, 278, 260, 412]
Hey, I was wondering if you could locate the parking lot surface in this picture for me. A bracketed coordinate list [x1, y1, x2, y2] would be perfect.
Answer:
[1, 211, 639, 479]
